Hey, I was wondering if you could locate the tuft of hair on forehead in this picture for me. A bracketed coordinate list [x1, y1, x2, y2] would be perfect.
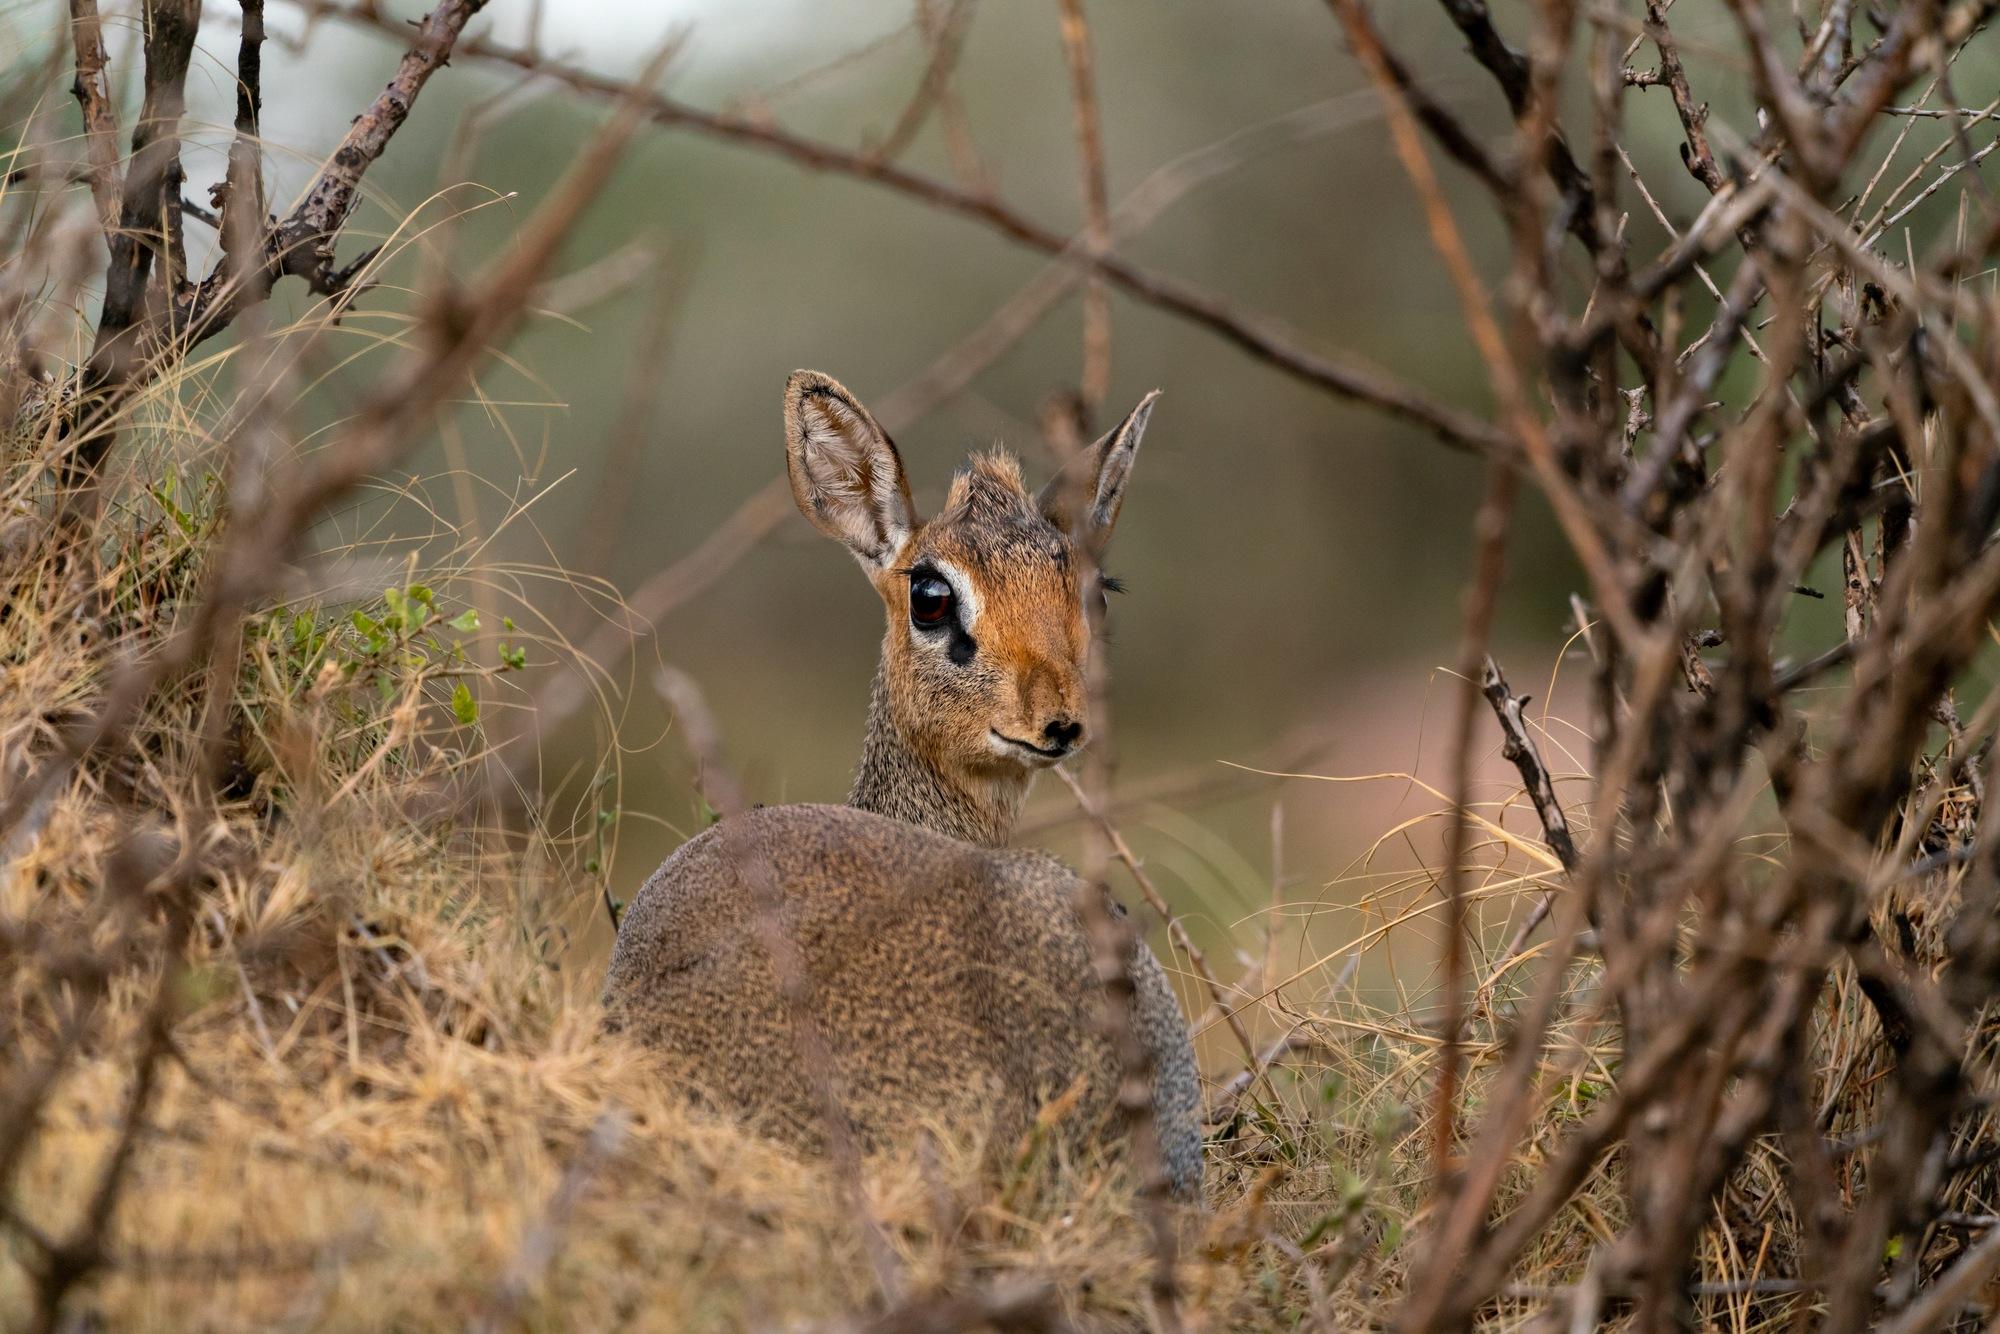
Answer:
[942, 447, 1032, 513]
[968, 448, 1025, 491]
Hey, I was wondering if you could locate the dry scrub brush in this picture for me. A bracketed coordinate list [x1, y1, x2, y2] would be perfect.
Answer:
[1292, 0, 2000, 1329]
[10, 0, 2000, 1332]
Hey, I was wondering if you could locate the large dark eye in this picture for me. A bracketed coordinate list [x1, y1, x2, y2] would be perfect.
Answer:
[909, 572, 955, 629]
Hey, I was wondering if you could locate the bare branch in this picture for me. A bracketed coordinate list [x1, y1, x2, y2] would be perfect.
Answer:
[869, 0, 976, 167]
[65, 0, 121, 233]
[1055, 0, 1112, 412]
[270, 0, 490, 296]
[1482, 656, 1579, 872]
[217, 0, 267, 270]
[1055, 766, 1263, 1077]
[85, 0, 200, 405]
[289, 0, 1511, 458]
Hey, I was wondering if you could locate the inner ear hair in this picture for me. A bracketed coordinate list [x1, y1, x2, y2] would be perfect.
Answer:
[783, 370, 917, 568]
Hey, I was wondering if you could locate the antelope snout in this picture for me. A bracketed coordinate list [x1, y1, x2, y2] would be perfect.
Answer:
[1042, 715, 1084, 751]
[988, 709, 1085, 764]
[988, 662, 1086, 762]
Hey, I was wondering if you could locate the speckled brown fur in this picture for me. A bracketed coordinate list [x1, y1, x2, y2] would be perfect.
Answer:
[604, 371, 1201, 1193]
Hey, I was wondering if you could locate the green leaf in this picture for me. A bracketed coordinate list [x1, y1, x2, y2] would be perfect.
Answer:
[1296, 1208, 1341, 1250]
[501, 616, 517, 632]
[451, 682, 479, 726]
[150, 478, 200, 538]
[498, 643, 527, 671]
[406, 583, 434, 609]
[350, 610, 378, 636]
[448, 608, 481, 633]
[377, 675, 396, 703]
[382, 588, 408, 633]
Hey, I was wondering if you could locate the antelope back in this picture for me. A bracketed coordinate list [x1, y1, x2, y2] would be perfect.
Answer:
[602, 804, 1118, 1144]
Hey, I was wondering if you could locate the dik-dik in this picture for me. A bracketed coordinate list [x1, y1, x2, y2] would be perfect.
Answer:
[603, 370, 1200, 1193]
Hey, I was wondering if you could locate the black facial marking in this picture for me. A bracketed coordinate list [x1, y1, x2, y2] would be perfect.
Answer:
[903, 562, 979, 665]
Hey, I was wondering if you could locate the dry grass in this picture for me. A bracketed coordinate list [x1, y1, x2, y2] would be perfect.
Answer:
[0, 279, 1268, 1328]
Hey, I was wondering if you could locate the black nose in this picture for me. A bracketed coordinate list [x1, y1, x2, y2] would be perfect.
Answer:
[1043, 717, 1084, 750]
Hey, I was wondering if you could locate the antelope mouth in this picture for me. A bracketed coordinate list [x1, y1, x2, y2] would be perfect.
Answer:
[991, 730, 1072, 763]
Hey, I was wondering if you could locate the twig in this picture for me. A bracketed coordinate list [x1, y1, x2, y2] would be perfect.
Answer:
[1072, 870, 1184, 1334]
[651, 666, 903, 1299]
[218, 0, 268, 272]
[83, 0, 201, 415]
[1424, 462, 1518, 1174]
[1210, 1028, 1318, 1118]
[1055, 0, 1113, 412]
[1469, 657, 1582, 992]
[869, 0, 976, 168]
[1638, 0, 1727, 191]
[1481, 657, 1579, 872]
[1054, 766, 1262, 1075]
[65, 0, 121, 234]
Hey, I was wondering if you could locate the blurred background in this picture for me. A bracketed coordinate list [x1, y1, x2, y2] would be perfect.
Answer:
[20, 0, 1962, 981]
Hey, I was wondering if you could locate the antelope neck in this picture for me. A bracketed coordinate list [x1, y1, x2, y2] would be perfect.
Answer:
[846, 665, 1028, 847]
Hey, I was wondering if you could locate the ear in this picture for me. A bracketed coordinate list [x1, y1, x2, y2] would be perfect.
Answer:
[1038, 389, 1158, 553]
[784, 370, 917, 570]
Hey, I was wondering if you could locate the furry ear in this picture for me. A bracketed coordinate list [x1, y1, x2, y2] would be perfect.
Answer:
[784, 370, 916, 570]
[1038, 390, 1158, 553]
